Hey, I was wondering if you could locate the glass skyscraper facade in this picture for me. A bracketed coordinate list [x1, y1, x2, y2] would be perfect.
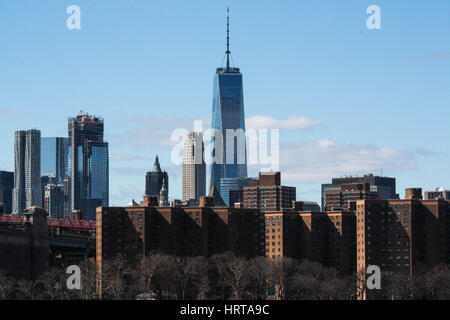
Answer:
[12, 129, 42, 213]
[41, 137, 69, 181]
[88, 142, 109, 206]
[68, 113, 109, 220]
[208, 10, 247, 194]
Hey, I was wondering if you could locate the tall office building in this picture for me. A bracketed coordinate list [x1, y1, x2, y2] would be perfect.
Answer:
[209, 8, 247, 194]
[321, 173, 399, 211]
[12, 129, 42, 213]
[44, 183, 65, 218]
[0, 171, 14, 214]
[145, 155, 168, 198]
[182, 132, 206, 204]
[41, 137, 69, 181]
[68, 113, 109, 220]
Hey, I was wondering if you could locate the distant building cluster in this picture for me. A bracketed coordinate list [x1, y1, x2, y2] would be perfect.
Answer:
[321, 174, 398, 211]
[0, 112, 109, 221]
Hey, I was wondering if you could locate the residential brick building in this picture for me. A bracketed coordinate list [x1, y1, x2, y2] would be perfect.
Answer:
[243, 172, 296, 212]
[96, 195, 266, 282]
[264, 202, 356, 275]
[355, 190, 450, 299]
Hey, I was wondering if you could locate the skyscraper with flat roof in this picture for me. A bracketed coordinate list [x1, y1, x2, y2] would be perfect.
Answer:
[41, 137, 69, 181]
[182, 132, 206, 204]
[68, 112, 109, 220]
[12, 129, 42, 213]
[209, 8, 247, 194]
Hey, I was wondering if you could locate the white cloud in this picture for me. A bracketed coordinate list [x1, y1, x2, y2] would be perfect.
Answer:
[114, 115, 319, 149]
[246, 115, 320, 130]
[279, 140, 417, 184]
[113, 116, 210, 148]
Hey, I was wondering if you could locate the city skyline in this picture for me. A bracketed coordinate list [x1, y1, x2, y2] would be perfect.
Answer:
[0, 1, 449, 207]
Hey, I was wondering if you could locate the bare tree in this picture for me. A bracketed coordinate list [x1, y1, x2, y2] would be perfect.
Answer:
[244, 257, 270, 300]
[15, 279, 38, 300]
[140, 252, 170, 299]
[210, 252, 248, 300]
[175, 256, 208, 300]
[101, 257, 128, 299]
[0, 269, 14, 299]
[265, 256, 298, 300]
[78, 259, 99, 300]
[412, 264, 450, 300]
[34, 268, 68, 300]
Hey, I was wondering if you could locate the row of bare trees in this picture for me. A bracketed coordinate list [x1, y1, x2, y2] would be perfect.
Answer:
[358, 264, 450, 300]
[1, 253, 450, 300]
[98, 253, 357, 300]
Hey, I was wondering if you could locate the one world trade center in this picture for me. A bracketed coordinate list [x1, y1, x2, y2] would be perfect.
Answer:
[208, 8, 248, 194]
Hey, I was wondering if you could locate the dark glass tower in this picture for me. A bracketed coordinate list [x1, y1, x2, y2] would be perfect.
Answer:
[209, 8, 247, 194]
[41, 137, 69, 181]
[68, 112, 109, 220]
[0, 171, 14, 214]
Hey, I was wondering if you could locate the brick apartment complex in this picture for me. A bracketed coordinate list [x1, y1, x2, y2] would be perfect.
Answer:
[356, 188, 450, 299]
[96, 195, 265, 269]
[264, 202, 356, 275]
[243, 172, 296, 212]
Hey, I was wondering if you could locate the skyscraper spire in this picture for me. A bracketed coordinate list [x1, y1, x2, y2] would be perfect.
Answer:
[152, 155, 161, 172]
[226, 6, 231, 72]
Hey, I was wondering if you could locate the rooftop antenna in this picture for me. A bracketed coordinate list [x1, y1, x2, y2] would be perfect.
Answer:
[226, 6, 231, 72]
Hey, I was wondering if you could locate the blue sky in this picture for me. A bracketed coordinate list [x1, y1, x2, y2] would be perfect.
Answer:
[0, 0, 449, 206]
